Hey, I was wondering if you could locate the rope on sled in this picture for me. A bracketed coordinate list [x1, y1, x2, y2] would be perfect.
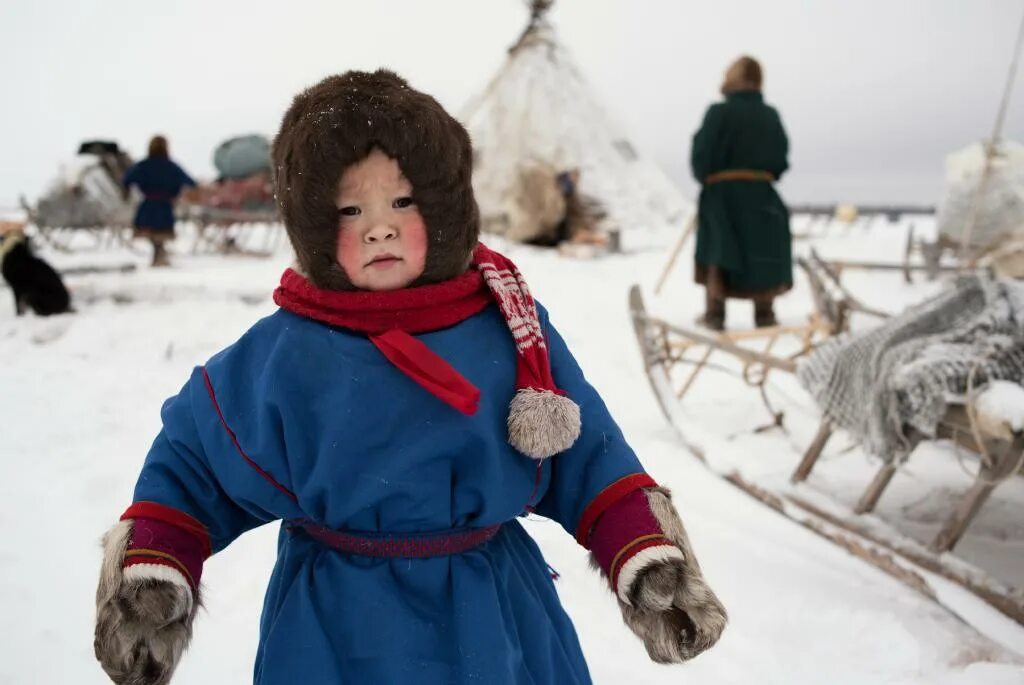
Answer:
[949, 352, 1024, 486]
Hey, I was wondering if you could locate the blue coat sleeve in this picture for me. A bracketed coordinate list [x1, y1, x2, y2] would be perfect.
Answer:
[174, 162, 196, 188]
[132, 367, 278, 553]
[532, 305, 649, 541]
[122, 163, 139, 190]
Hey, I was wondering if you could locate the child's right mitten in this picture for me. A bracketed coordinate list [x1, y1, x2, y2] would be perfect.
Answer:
[585, 484, 727, 663]
[94, 505, 209, 685]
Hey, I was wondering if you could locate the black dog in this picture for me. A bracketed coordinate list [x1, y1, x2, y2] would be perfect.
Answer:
[0, 232, 71, 316]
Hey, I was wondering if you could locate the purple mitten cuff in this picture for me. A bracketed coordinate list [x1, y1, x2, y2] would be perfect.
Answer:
[589, 489, 680, 601]
[120, 503, 210, 592]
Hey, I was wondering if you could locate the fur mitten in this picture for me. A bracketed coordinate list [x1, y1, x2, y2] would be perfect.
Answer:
[617, 488, 727, 662]
[94, 507, 209, 684]
[583, 481, 727, 663]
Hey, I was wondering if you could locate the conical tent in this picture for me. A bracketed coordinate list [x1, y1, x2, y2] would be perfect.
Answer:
[462, 1, 688, 242]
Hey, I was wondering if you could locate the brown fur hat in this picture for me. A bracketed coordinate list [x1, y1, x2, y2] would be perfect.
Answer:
[271, 70, 479, 290]
[721, 56, 763, 95]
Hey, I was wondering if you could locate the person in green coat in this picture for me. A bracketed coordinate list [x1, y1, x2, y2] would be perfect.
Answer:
[691, 56, 792, 330]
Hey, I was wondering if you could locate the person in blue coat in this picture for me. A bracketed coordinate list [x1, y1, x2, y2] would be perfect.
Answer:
[94, 70, 727, 685]
[123, 135, 196, 266]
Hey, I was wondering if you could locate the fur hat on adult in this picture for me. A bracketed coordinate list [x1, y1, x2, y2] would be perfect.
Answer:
[271, 69, 480, 290]
[720, 56, 763, 95]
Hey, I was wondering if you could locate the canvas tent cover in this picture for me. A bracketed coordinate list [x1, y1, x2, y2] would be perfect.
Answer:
[462, 20, 687, 242]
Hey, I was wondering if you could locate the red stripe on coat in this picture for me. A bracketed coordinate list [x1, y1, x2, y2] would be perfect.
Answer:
[202, 367, 298, 502]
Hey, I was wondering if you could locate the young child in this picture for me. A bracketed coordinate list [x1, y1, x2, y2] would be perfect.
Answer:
[94, 70, 726, 684]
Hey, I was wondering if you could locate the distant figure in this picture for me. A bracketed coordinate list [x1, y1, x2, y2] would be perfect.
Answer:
[525, 168, 577, 247]
[691, 56, 791, 330]
[123, 136, 196, 267]
[525, 168, 608, 248]
[0, 223, 71, 316]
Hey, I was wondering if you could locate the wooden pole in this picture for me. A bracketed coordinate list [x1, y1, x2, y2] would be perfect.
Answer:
[960, 8, 1024, 266]
[792, 419, 833, 483]
[855, 463, 898, 514]
[654, 213, 696, 295]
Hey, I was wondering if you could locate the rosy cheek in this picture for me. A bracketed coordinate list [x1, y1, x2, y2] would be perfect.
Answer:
[335, 227, 362, 274]
[401, 213, 428, 270]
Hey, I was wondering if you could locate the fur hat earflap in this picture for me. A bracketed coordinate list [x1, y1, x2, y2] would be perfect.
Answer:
[271, 69, 480, 290]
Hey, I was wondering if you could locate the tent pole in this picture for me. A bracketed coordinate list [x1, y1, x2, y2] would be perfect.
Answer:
[959, 8, 1024, 266]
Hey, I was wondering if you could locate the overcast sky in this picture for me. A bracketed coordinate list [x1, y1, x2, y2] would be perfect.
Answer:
[1, 0, 1022, 210]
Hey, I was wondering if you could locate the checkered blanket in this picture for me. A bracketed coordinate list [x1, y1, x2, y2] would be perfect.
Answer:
[797, 275, 1024, 461]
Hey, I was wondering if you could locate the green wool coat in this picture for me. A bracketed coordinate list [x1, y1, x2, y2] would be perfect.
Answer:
[691, 90, 792, 298]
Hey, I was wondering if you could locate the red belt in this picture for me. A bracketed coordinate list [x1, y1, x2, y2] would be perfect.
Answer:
[292, 520, 502, 558]
[704, 169, 774, 184]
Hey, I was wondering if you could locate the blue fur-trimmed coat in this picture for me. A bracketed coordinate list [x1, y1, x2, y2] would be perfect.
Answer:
[132, 301, 648, 683]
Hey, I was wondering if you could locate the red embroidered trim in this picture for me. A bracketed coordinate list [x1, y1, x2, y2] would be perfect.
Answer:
[296, 521, 501, 558]
[121, 501, 212, 558]
[202, 367, 298, 502]
[575, 473, 658, 547]
[524, 462, 544, 513]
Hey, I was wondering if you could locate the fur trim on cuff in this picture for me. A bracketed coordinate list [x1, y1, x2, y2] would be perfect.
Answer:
[644, 487, 705, 574]
[616, 545, 685, 605]
[507, 388, 581, 460]
[96, 520, 133, 610]
[124, 564, 194, 607]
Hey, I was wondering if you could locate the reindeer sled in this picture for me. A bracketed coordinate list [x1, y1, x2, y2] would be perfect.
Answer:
[182, 134, 283, 258]
[21, 140, 137, 252]
[630, 265, 1024, 628]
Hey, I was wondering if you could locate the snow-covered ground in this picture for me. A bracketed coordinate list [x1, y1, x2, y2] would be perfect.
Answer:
[1, 218, 1023, 684]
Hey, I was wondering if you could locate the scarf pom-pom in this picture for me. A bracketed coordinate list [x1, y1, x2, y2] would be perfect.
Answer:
[507, 388, 581, 460]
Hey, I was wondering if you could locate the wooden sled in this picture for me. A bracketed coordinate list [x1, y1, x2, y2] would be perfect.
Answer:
[630, 283, 1024, 628]
[631, 253, 886, 429]
[185, 206, 284, 258]
[820, 224, 1006, 284]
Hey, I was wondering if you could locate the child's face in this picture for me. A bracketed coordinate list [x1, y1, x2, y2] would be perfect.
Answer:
[334, 149, 427, 291]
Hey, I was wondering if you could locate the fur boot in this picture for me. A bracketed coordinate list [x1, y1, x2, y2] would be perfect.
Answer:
[699, 290, 726, 331]
[94, 521, 199, 685]
[754, 298, 777, 328]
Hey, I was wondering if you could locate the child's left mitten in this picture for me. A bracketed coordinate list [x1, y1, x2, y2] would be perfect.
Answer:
[585, 485, 727, 663]
[94, 505, 209, 685]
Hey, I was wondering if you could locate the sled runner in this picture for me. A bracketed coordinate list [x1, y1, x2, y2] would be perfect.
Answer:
[629, 279, 1024, 628]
